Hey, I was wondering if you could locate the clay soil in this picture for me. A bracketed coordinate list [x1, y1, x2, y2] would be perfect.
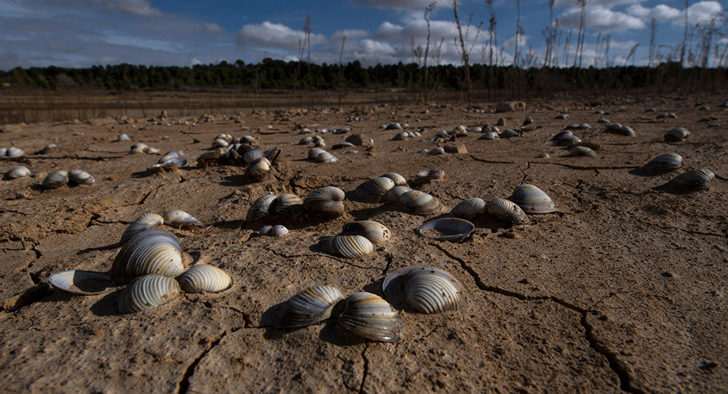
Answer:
[0, 92, 726, 393]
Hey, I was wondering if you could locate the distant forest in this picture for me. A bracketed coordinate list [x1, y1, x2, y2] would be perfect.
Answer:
[1, 59, 726, 95]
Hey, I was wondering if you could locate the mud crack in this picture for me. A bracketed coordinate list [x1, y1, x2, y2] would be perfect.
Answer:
[175, 326, 242, 394]
[358, 343, 370, 394]
[529, 162, 639, 171]
[468, 155, 517, 165]
[582, 314, 642, 393]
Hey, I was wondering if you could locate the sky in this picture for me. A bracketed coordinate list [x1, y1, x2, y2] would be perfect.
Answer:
[0, 0, 726, 70]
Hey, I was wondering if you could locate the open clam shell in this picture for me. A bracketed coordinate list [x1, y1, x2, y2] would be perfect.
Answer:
[42, 170, 69, 189]
[416, 218, 474, 241]
[281, 285, 345, 328]
[48, 270, 112, 295]
[176, 264, 232, 293]
[382, 266, 466, 314]
[118, 274, 181, 314]
[69, 169, 95, 185]
[325, 235, 374, 259]
[246, 193, 277, 222]
[162, 210, 202, 228]
[450, 198, 486, 219]
[399, 190, 442, 216]
[666, 168, 714, 191]
[158, 151, 183, 163]
[486, 198, 529, 225]
[338, 292, 402, 343]
[303, 186, 346, 218]
[342, 220, 391, 245]
[4, 166, 31, 180]
[350, 176, 395, 203]
[644, 153, 682, 171]
[111, 229, 184, 283]
[121, 213, 164, 244]
[508, 184, 556, 214]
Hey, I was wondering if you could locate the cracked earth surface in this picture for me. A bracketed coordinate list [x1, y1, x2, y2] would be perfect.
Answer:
[1, 93, 727, 392]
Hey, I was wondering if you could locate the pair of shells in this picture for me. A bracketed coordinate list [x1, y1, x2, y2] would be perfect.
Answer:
[298, 135, 324, 146]
[281, 287, 402, 343]
[246, 192, 305, 220]
[259, 224, 289, 236]
[664, 127, 690, 142]
[392, 130, 419, 141]
[308, 148, 336, 163]
[324, 220, 391, 259]
[350, 173, 408, 203]
[120, 210, 202, 244]
[605, 123, 636, 136]
[450, 197, 528, 224]
[5, 166, 31, 179]
[42, 170, 95, 189]
[129, 143, 156, 154]
[644, 153, 682, 171]
[666, 169, 714, 192]
[303, 186, 345, 218]
[1, 147, 25, 157]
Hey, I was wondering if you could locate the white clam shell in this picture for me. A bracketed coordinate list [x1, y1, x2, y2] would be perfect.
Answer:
[117, 134, 132, 142]
[69, 169, 95, 185]
[111, 229, 184, 283]
[246, 157, 271, 181]
[42, 170, 69, 189]
[129, 143, 148, 154]
[567, 146, 596, 157]
[246, 193, 277, 222]
[5, 166, 31, 179]
[338, 292, 402, 343]
[212, 138, 229, 148]
[282, 285, 345, 328]
[341, 220, 391, 245]
[6, 147, 24, 158]
[176, 264, 232, 293]
[121, 213, 164, 244]
[450, 198, 486, 219]
[326, 235, 374, 259]
[48, 270, 111, 295]
[270, 225, 289, 236]
[382, 266, 466, 314]
[162, 210, 202, 228]
[508, 184, 556, 214]
[118, 274, 181, 313]
[486, 198, 529, 225]
[416, 218, 474, 241]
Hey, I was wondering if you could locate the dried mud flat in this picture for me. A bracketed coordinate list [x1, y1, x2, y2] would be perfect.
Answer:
[1, 94, 727, 393]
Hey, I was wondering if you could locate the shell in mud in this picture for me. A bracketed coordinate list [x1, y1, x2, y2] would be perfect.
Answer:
[416, 218, 474, 241]
[159, 151, 183, 163]
[299, 136, 313, 145]
[5, 166, 31, 179]
[69, 169, 95, 185]
[664, 127, 690, 142]
[242, 148, 263, 164]
[325, 235, 374, 259]
[429, 147, 445, 155]
[382, 267, 466, 314]
[176, 264, 232, 293]
[150, 157, 189, 172]
[416, 169, 445, 181]
[567, 146, 597, 157]
[118, 274, 181, 313]
[314, 150, 337, 163]
[450, 198, 486, 219]
[644, 153, 682, 171]
[197, 150, 224, 167]
[381, 185, 412, 203]
[42, 170, 69, 189]
[303, 186, 346, 218]
[342, 220, 391, 245]
[392, 131, 409, 141]
[6, 147, 24, 158]
[121, 213, 165, 244]
[350, 176, 395, 203]
[486, 198, 529, 225]
[246, 193, 277, 222]
[246, 157, 272, 181]
[508, 184, 556, 214]
[269, 193, 304, 217]
[281, 285, 345, 328]
[478, 131, 499, 140]
[399, 189, 442, 216]
[338, 292, 402, 343]
[162, 210, 202, 228]
[270, 224, 289, 236]
[381, 172, 407, 186]
[666, 169, 714, 191]
[111, 229, 184, 283]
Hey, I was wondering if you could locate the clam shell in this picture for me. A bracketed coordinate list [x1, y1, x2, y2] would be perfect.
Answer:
[664, 127, 690, 142]
[246, 193, 277, 222]
[162, 210, 202, 228]
[392, 131, 409, 141]
[270, 224, 289, 236]
[351, 176, 395, 203]
[118, 275, 181, 314]
[341, 220, 391, 245]
[644, 153, 682, 171]
[246, 157, 271, 181]
[111, 229, 184, 283]
[416, 217, 474, 241]
[567, 146, 596, 157]
[559, 134, 582, 147]
[315, 151, 337, 163]
[270, 193, 304, 216]
[299, 136, 313, 145]
[6, 147, 24, 158]
[121, 213, 164, 244]
[486, 198, 529, 225]
[303, 186, 346, 218]
[430, 147, 445, 155]
[381, 185, 412, 203]
[416, 169, 445, 181]
[5, 166, 31, 179]
[197, 150, 223, 167]
[129, 143, 148, 154]
[381, 172, 407, 186]
[212, 138, 229, 148]
[552, 130, 573, 141]
[667, 168, 714, 191]
[240, 135, 255, 143]
[264, 147, 281, 164]
[48, 270, 112, 295]
[150, 157, 189, 172]
[282, 285, 345, 328]
[117, 134, 132, 142]
[243, 148, 263, 164]
[325, 235, 374, 259]
[338, 292, 402, 343]
[176, 264, 232, 293]
[508, 184, 556, 214]
[499, 129, 519, 138]
[450, 198, 486, 219]
[478, 131, 498, 140]
[382, 267, 466, 314]
[69, 169, 95, 185]
[399, 190, 442, 216]
[159, 151, 182, 163]
[42, 170, 69, 189]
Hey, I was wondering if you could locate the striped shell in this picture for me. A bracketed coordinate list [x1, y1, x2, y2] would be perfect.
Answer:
[111, 229, 184, 283]
[281, 285, 345, 328]
[644, 153, 682, 171]
[303, 186, 346, 218]
[351, 176, 395, 203]
[162, 210, 202, 227]
[664, 127, 690, 142]
[341, 220, 391, 245]
[69, 169, 95, 185]
[325, 235, 374, 259]
[42, 170, 69, 189]
[246, 157, 271, 181]
[381, 186, 412, 203]
[5, 166, 31, 179]
[246, 193, 277, 222]
[667, 169, 714, 191]
[118, 275, 181, 314]
[270, 193, 304, 216]
[508, 184, 556, 214]
[450, 198, 486, 219]
[121, 213, 164, 244]
[381, 172, 407, 186]
[176, 264, 232, 293]
[382, 267, 466, 314]
[243, 148, 263, 164]
[338, 292, 402, 343]
[399, 189, 442, 216]
[486, 198, 529, 225]
[416, 218, 474, 241]
[567, 146, 596, 157]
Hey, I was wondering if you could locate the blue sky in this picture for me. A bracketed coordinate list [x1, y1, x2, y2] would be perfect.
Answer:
[0, 0, 725, 70]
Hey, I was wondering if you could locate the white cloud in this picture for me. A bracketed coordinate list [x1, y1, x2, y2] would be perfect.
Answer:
[104, 0, 161, 16]
[503, 33, 527, 50]
[555, 0, 645, 7]
[558, 5, 645, 31]
[627, 1, 724, 26]
[361, 0, 442, 10]
[236, 21, 326, 50]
